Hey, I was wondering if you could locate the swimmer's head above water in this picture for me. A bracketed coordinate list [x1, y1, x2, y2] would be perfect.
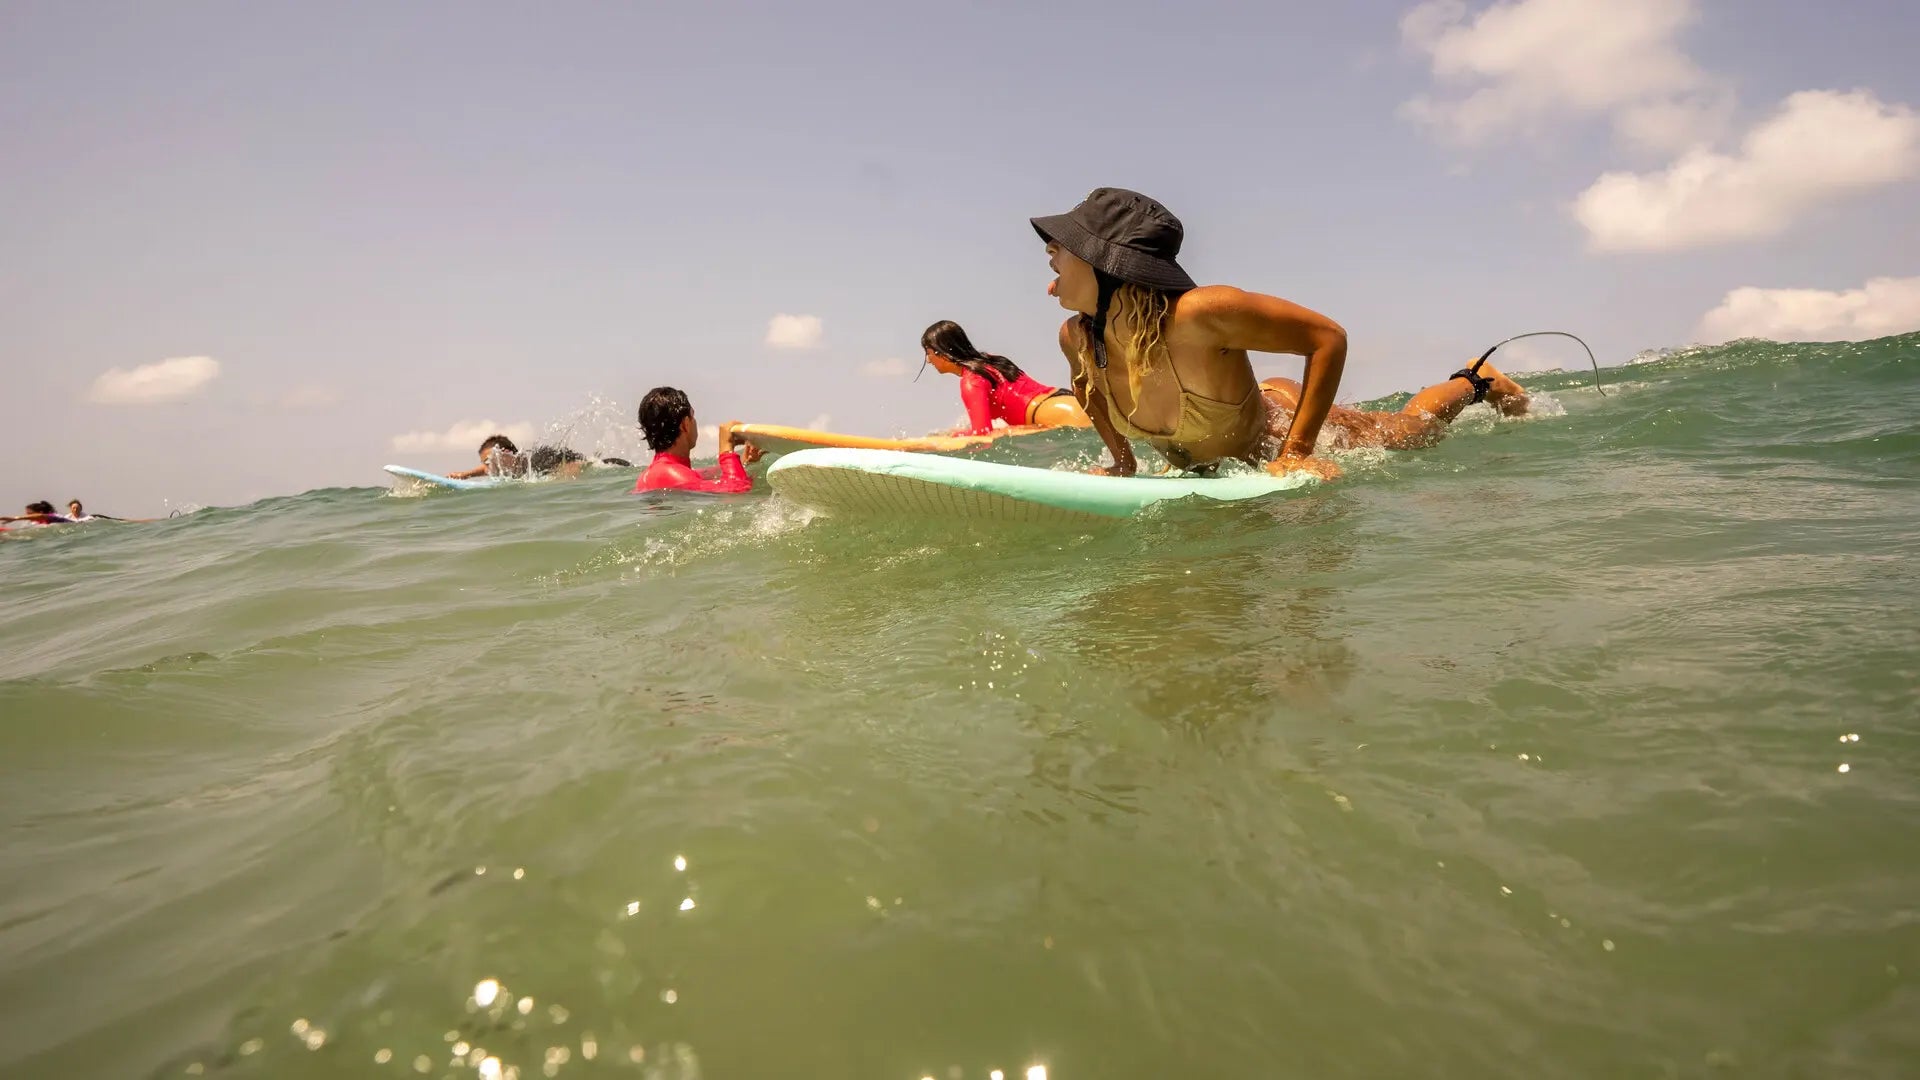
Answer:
[638, 385, 758, 463]
[639, 386, 695, 453]
[476, 434, 523, 476]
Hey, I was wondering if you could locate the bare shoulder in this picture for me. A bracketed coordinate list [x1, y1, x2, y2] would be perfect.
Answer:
[1168, 286, 1264, 347]
[1171, 285, 1344, 355]
[1172, 285, 1283, 323]
[1183, 283, 1340, 333]
[1057, 317, 1084, 351]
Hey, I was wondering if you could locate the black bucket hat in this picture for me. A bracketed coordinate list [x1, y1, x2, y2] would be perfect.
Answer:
[1031, 188, 1196, 292]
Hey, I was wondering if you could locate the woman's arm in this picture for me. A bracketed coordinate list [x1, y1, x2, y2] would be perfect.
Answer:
[955, 372, 997, 436]
[1189, 287, 1346, 477]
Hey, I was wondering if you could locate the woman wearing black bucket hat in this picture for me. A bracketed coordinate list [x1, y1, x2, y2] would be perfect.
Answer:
[1032, 189, 1532, 476]
[1031, 187, 1348, 479]
[1029, 186, 1374, 478]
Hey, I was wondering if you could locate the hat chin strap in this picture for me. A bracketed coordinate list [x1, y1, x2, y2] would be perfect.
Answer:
[1089, 272, 1121, 369]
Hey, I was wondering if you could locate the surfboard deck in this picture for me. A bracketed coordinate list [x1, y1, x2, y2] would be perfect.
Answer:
[736, 423, 1002, 457]
[382, 465, 507, 491]
[767, 448, 1317, 522]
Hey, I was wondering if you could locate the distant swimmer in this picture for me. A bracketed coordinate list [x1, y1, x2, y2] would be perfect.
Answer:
[632, 386, 761, 494]
[3, 501, 73, 525]
[63, 498, 124, 522]
[918, 320, 1091, 436]
[446, 435, 588, 481]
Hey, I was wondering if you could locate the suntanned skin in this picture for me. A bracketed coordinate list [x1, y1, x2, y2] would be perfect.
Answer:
[1258, 361, 1529, 450]
[1045, 243, 1347, 480]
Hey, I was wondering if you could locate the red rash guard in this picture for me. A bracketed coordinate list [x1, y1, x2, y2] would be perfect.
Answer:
[958, 370, 1062, 436]
[632, 451, 753, 494]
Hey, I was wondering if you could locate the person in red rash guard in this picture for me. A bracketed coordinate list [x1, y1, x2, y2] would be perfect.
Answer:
[918, 320, 1091, 436]
[632, 386, 762, 494]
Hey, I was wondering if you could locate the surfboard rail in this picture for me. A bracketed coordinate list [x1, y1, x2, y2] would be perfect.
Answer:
[767, 448, 1317, 521]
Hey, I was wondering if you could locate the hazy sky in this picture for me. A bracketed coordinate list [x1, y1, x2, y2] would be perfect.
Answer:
[5, 0, 1918, 514]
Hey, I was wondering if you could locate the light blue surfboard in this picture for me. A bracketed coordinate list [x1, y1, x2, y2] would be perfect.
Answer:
[382, 465, 507, 491]
[767, 448, 1318, 522]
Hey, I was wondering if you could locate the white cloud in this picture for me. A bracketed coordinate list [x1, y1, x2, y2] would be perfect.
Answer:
[390, 419, 535, 455]
[87, 355, 220, 404]
[805, 413, 832, 432]
[277, 383, 342, 411]
[1613, 96, 1735, 156]
[861, 357, 911, 378]
[1697, 276, 1920, 343]
[765, 313, 824, 350]
[1402, 2, 1920, 251]
[1399, 0, 1724, 152]
[1574, 90, 1920, 252]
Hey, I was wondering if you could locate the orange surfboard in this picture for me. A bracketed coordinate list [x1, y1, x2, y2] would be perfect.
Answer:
[736, 422, 1012, 456]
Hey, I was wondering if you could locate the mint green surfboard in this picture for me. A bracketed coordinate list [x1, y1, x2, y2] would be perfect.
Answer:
[382, 465, 507, 491]
[767, 448, 1317, 522]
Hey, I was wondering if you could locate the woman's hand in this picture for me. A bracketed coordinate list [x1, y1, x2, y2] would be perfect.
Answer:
[1267, 451, 1340, 481]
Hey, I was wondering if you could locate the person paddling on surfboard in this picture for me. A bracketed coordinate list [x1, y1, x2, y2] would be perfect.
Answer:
[918, 320, 1092, 436]
[1033, 189, 1531, 478]
[633, 386, 762, 494]
[57, 498, 131, 522]
[447, 434, 591, 480]
[3, 501, 74, 525]
[1033, 188, 1345, 480]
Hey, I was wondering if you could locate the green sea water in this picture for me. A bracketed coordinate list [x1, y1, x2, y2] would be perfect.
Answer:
[3, 336, 1918, 1079]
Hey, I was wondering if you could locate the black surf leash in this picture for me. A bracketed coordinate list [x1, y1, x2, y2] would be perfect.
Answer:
[1454, 331, 1606, 402]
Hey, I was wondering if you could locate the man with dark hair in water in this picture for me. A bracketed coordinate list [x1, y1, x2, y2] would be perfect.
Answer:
[447, 434, 593, 480]
[632, 386, 760, 494]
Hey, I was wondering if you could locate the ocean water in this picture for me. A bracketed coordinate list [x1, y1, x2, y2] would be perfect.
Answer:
[3, 335, 1917, 1079]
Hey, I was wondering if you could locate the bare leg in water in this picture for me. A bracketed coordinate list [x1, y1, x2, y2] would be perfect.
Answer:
[1260, 361, 1529, 451]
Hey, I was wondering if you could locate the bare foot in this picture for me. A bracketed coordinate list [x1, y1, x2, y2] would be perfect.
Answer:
[1473, 360, 1530, 417]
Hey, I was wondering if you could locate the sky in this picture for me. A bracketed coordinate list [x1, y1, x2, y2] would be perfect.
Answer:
[4, 0, 1918, 515]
